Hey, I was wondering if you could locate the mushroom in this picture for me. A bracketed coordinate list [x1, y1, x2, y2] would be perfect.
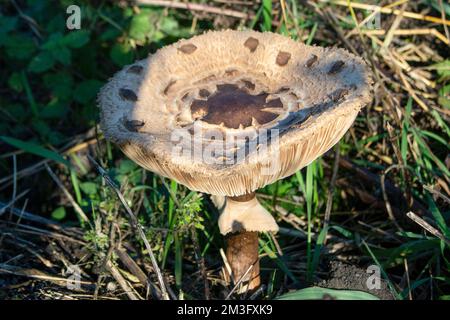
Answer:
[98, 30, 372, 293]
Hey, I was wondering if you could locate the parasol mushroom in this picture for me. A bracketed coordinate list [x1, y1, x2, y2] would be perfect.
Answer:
[98, 30, 372, 294]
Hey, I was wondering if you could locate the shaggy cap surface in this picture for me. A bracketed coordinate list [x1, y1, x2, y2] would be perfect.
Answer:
[99, 30, 372, 196]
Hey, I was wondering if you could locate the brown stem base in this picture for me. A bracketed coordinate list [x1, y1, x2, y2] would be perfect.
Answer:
[225, 230, 260, 293]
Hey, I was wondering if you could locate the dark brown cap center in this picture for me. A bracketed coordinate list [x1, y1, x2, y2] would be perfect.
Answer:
[190, 84, 283, 129]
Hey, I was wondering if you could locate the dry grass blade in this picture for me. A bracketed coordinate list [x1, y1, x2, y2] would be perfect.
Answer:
[0, 263, 93, 287]
[225, 261, 257, 300]
[105, 261, 141, 300]
[381, 164, 404, 232]
[406, 211, 450, 245]
[86, 154, 170, 300]
[44, 163, 89, 223]
[190, 227, 210, 300]
[0, 189, 29, 216]
[324, 0, 450, 26]
[423, 185, 450, 204]
[361, 28, 450, 45]
[136, 0, 252, 19]
[323, 145, 340, 235]
[220, 247, 234, 285]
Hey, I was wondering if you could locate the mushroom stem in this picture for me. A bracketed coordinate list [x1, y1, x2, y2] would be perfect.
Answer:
[216, 193, 279, 235]
[211, 193, 278, 293]
[225, 230, 260, 293]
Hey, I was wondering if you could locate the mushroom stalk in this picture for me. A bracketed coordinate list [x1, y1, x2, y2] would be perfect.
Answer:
[217, 193, 279, 235]
[225, 230, 260, 293]
[214, 193, 278, 293]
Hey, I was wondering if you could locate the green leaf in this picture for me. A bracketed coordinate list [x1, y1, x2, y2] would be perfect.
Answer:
[41, 33, 64, 50]
[426, 194, 450, 238]
[262, 0, 273, 32]
[51, 207, 66, 220]
[430, 60, 450, 82]
[52, 46, 71, 65]
[63, 30, 90, 48]
[73, 79, 103, 104]
[330, 225, 353, 238]
[99, 28, 121, 41]
[0, 15, 18, 46]
[44, 72, 73, 100]
[41, 99, 69, 119]
[276, 287, 380, 300]
[80, 182, 98, 195]
[46, 15, 65, 33]
[0, 136, 70, 167]
[438, 97, 450, 109]
[0, 15, 18, 34]
[160, 16, 179, 35]
[8, 72, 23, 92]
[31, 119, 51, 138]
[110, 42, 134, 67]
[29, 51, 55, 73]
[129, 12, 154, 41]
[4, 34, 36, 59]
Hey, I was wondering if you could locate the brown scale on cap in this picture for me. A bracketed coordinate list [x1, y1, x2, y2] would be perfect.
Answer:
[276, 51, 291, 66]
[244, 37, 259, 52]
[330, 88, 349, 102]
[124, 119, 145, 132]
[241, 80, 256, 91]
[199, 89, 211, 98]
[178, 43, 197, 54]
[225, 69, 239, 77]
[190, 84, 283, 129]
[305, 54, 318, 68]
[328, 60, 345, 74]
[126, 65, 143, 74]
[119, 88, 138, 101]
[181, 92, 190, 102]
[194, 74, 217, 85]
[163, 80, 177, 96]
[276, 86, 290, 94]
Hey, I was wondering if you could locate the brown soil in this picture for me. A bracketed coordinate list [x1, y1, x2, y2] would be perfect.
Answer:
[318, 261, 395, 300]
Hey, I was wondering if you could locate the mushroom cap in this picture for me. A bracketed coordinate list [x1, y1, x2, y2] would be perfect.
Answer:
[99, 30, 372, 196]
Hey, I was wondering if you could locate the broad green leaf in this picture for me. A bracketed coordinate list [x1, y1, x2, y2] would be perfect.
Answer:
[129, 12, 154, 41]
[110, 42, 134, 67]
[7, 72, 23, 92]
[80, 182, 98, 195]
[51, 207, 66, 220]
[0, 15, 18, 35]
[73, 79, 103, 104]
[44, 72, 74, 100]
[41, 99, 69, 119]
[41, 33, 64, 50]
[4, 34, 36, 59]
[29, 51, 55, 73]
[276, 287, 380, 300]
[63, 30, 90, 48]
[52, 46, 71, 65]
